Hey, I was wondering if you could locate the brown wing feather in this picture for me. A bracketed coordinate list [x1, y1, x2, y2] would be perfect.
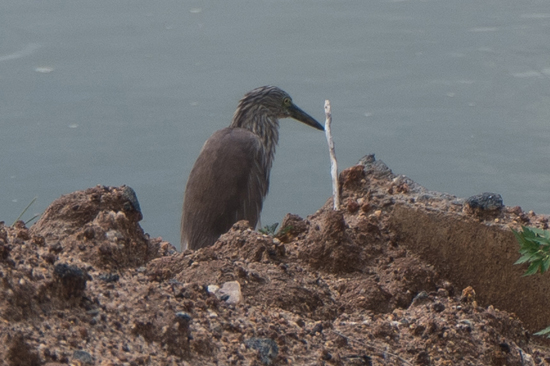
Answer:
[181, 127, 267, 250]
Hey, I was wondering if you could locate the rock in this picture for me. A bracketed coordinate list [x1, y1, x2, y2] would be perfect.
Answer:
[464, 192, 504, 218]
[215, 281, 243, 304]
[409, 291, 431, 308]
[245, 338, 279, 365]
[53, 263, 90, 299]
[432, 302, 445, 313]
[98, 273, 120, 283]
[72, 350, 93, 365]
[207, 284, 220, 294]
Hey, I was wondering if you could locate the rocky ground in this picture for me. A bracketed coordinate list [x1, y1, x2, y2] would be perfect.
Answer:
[1, 155, 550, 365]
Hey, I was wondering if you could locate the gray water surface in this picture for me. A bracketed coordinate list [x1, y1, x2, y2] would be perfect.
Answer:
[2, 0, 550, 248]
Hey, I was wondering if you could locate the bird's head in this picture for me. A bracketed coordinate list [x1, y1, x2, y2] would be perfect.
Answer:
[232, 86, 324, 131]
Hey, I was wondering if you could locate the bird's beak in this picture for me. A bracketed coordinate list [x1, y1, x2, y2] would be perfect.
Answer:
[288, 103, 324, 131]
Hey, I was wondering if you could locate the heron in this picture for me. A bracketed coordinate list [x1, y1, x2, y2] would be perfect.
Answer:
[181, 86, 324, 250]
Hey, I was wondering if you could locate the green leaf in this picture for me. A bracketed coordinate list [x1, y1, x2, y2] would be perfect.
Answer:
[530, 226, 549, 237]
[514, 228, 550, 335]
[530, 237, 550, 246]
[514, 226, 550, 275]
[534, 326, 550, 336]
[515, 254, 536, 265]
[523, 261, 542, 276]
[259, 222, 279, 235]
[278, 225, 293, 236]
[512, 228, 525, 243]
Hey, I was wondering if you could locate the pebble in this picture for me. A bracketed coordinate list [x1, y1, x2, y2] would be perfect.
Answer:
[207, 284, 220, 294]
[72, 350, 93, 365]
[215, 281, 243, 304]
[245, 338, 279, 365]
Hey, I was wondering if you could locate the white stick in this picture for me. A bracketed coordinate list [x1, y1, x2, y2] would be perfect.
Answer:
[324, 100, 340, 210]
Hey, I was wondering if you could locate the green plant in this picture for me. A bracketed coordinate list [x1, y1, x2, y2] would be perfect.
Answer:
[12, 197, 40, 227]
[259, 223, 279, 235]
[258, 223, 293, 237]
[513, 226, 550, 276]
[276, 225, 293, 237]
[513, 226, 550, 336]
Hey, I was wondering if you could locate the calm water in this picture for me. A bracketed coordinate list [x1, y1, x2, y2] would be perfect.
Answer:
[2, 0, 550, 248]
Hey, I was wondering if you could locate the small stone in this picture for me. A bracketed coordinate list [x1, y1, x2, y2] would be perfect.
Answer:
[72, 350, 93, 365]
[432, 302, 445, 313]
[175, 312, 192, 324]
[457, 319, 473, 332]
[98, 273, 120, 283]
[245, 338, 278, 365]
[54, 263, 90, 299]
[207, 285, 220, 294]
[410, 291, 430, 307]
[215, 281, 243, 304]
[310, 322, 323, 335]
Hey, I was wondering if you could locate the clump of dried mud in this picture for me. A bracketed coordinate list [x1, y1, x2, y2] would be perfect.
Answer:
[1, 159, 550, 365]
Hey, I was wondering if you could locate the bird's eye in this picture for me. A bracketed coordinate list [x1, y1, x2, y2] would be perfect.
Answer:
[283, 97, 292, 106]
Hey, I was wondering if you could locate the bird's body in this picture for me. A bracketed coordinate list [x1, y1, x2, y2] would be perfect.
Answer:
[181, 86, 323, 250]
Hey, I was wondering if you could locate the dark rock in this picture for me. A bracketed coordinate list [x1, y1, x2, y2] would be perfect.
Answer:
[432, 302, 445, 313]
[410, 291, 430, 307]
[98, 273, 120, 283]
[120, 185, 143, 221]
[499, 342, 511, 353]
[245, 338, 279, 365]
[310, 322, 323, 335]
[175, 312, 192, 324]
[464, 192, 503, 218]
[53, 264, 90, 299]
[72, 350, 93, 365]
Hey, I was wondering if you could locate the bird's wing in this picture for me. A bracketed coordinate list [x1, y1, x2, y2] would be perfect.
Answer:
[181, 127, 267, 250]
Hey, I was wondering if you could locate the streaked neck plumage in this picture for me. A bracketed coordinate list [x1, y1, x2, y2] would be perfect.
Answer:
[231, 102, 280, 174]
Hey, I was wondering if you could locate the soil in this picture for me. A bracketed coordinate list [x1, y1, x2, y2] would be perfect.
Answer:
[1, 156, 550, 365]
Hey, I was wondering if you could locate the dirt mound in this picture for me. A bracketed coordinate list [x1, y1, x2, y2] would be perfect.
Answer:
[1, 156, 549, 365]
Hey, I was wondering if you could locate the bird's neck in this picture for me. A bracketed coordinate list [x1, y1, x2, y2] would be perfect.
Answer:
[231, 107, 280, 171]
